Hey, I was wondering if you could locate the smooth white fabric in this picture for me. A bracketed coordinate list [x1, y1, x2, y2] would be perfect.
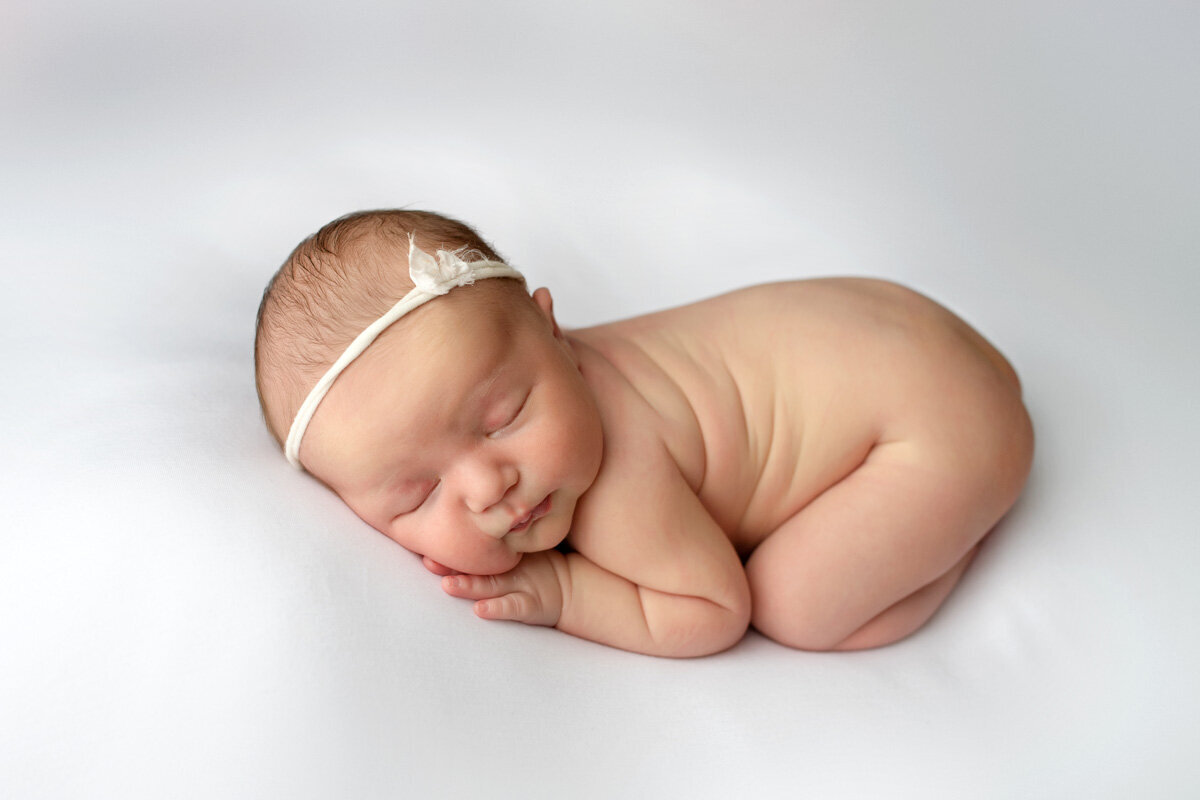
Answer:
[3, 2, 1199, 798]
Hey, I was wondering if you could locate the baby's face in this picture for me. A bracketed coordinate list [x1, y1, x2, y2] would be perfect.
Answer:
[299, 284, 604, 575]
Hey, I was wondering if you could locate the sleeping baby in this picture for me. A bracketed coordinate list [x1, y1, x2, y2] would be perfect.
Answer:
[254, 209, 1033, 657]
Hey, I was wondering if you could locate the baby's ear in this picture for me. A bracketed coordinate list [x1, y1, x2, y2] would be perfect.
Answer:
[532, 287, 565, 341]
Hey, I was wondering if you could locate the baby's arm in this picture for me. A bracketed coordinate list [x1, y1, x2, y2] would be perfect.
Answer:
[442, 443, 751, 657]
[443, 548, 744, 657]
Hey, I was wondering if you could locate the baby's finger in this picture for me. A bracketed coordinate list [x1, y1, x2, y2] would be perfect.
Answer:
[474, 592, 541, 623]
[441, 573, 512, 600]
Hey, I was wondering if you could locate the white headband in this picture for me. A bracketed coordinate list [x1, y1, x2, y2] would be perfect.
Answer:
[284, 236, 525, 469]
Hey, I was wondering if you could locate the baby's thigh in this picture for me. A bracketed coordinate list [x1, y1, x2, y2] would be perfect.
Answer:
[746, 418, 1031, 650]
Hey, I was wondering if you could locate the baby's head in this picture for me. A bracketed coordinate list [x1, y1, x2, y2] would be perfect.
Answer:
[255, 210, 603, 574]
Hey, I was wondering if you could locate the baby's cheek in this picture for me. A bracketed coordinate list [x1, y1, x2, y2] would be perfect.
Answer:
[556, 403, 603, 477]
[577, 417, 605, 487]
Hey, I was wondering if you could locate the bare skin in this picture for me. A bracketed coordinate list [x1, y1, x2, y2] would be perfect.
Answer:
[299, 277, 1033, 657]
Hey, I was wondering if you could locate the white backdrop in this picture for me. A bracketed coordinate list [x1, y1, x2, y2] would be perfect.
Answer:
[3, 2, 1199, 797]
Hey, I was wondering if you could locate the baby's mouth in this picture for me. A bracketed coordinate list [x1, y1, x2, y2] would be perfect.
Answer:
[508, 496, 552, 534]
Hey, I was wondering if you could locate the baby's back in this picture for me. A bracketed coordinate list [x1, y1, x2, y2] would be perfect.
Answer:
[573, 278, 1023, 556]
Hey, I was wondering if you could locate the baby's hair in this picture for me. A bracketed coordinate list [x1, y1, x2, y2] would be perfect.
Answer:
[254, 209, 507, 445]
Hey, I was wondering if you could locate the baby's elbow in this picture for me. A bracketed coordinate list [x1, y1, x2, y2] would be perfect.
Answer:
[704, 598, 753, 655]
[653, 591, 752, 658]
[674, 609, 750, 658]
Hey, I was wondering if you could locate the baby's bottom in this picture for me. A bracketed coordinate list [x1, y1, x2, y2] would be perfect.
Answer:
[745, 423, 1031, 651]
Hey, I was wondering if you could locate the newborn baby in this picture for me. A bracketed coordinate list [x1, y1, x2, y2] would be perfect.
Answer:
[255, 209, 1033, 657]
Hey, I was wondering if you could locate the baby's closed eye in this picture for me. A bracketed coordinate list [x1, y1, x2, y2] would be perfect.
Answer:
[393, 479, 439, 517]
[485, 390, 529, 438]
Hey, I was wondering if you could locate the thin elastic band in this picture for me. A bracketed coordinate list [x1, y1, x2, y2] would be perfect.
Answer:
[285, 256, 524, 469]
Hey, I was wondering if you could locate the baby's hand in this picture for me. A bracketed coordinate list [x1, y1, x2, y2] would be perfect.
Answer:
[440, 551, 565, 627]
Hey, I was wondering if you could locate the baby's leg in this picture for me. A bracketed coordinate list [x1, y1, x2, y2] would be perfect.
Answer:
[745, 431, 1030, 651]
[829, 543, 978, 651]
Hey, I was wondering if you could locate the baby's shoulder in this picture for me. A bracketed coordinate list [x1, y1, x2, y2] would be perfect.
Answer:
[568, 329, 708, 492]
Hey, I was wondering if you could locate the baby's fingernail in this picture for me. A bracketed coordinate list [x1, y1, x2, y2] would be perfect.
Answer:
[443, 576, 459, 590]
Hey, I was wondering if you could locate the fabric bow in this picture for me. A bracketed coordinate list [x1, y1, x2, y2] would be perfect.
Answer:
[408, 235, 477, 295]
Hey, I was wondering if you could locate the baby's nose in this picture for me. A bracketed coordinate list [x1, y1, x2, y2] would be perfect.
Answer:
[461, 458, 519, 515]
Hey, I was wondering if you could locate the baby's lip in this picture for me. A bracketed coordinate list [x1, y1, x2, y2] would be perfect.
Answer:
[508, 495, 552, 534]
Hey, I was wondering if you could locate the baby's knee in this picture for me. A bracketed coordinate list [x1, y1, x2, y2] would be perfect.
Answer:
[752, 610, 900, 652]
[749, 594, 861, 652]
[751, 551, 975, 653]
[751, 608, 843, 652]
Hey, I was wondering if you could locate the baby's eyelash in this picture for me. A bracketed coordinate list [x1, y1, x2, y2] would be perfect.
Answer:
[487, 393, 529, 437]
[397, 481, 438, 516]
